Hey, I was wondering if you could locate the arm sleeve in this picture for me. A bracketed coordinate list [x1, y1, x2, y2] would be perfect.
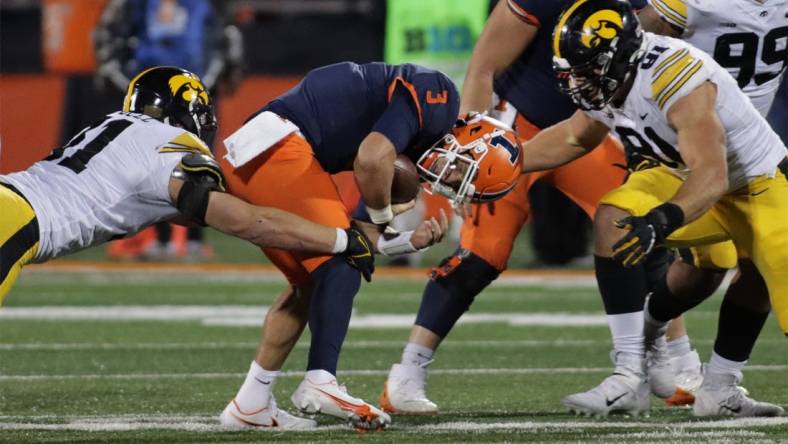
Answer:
[648, 0, 688, 31]
[650, 48, 710, 113]
[371, 82, 421, 154]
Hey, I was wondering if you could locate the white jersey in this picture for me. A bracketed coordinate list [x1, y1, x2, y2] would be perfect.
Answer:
[587, 33, 786, 191]
[0, 112, 211, 262]
[648, 0, 788, 115]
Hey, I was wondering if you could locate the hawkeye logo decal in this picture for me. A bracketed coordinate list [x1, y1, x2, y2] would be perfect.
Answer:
[580, 10, 624, 49]
[169, 74, 210, 105]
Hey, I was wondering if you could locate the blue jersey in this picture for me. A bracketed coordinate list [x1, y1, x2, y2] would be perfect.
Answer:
[494, 0, 645, 129]
[260, 62, 460, 173]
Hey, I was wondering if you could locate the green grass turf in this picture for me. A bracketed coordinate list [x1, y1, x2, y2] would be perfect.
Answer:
[1, 270, 787, 443]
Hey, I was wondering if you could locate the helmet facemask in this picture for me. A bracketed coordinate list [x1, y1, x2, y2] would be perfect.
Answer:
[417, 133, 487, 206]
[554, 36, 641, 110]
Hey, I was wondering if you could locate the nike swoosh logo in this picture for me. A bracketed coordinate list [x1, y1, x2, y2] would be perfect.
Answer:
[606, 393, 628, 407]
[720, 403, 742, 414]
[639, 113, 648, 120]
[254, 377, 272, 385]
[750, 188, 768, 197]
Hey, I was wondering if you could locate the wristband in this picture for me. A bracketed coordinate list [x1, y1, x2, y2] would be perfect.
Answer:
[651, 202, 685, 237]
[377, 230, 418, 256]
[332, 228, 348, 253]
[367, 204, 394, 224]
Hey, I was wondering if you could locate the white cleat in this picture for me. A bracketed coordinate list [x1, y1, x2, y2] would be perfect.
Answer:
[665, 349, 704, 406]
[291, 373, 392, 431]
[645, 335, 676, 399]
[219, 396, 317, 429]
[380, 363, 438, 415]
[562, 354, 650, 417]
[693, 371, 783, 417]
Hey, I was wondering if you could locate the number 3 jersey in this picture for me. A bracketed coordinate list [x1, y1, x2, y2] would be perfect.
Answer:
[0, 112, 204, 262]
[648, 0, 788, 115]
[586, 33, 786, 191]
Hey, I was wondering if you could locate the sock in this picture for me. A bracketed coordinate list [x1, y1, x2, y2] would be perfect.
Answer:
[305, 369, 336, 385]
[306, 256, 361, 375]
[713, 297, 769, 363]
[607, 312, 645, 357]
[234, 361, 279, 412]
[595, 255, 648, 314]
[401, 342, 434, 367]
[667, 335, 692, 359]
[707, 351, 746, 376]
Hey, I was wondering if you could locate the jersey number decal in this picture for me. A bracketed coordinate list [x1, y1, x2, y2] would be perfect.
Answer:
[615, 126, 682, 168]
[45, 120, 133, 174]
[713, 26, 788, 88]
[490, 135, 520, 164]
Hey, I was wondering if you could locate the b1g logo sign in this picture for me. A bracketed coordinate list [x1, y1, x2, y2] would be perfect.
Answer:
[385, 0, 489, 86]
[403, 25, 474, 54]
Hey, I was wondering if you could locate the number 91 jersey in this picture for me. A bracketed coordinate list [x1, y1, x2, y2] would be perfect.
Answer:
[649, 0, 788, 115]
[0, 112, 205, 262]
[585, 33, 786, 191]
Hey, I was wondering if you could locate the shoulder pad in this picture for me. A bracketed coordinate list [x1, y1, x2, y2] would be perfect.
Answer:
[172, 152, 226, 192]
[159, 132, 213, 157]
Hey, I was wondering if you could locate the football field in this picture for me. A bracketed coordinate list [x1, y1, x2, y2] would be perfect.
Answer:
[1, 263, 787, 443]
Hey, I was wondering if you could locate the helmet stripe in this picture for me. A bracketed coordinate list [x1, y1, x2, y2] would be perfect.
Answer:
[553, 0, 591, 58]
[122, 66, 160, 112]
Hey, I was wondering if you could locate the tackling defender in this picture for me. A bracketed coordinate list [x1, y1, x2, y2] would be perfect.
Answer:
[529, 0, 785, 416]
[598, 0, 788, 404]
[218, 62, 523, 430]
[0, 67, 380, 304]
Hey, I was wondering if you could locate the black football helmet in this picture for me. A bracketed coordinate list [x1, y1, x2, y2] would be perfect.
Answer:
[552, 0, 643, 110]
[122, 66, 217, 143]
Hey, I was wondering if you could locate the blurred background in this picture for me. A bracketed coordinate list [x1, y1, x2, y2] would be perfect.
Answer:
[0, 0, 592, 268]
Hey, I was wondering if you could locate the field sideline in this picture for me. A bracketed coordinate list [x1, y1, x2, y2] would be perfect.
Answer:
[1, 264, 786, 443]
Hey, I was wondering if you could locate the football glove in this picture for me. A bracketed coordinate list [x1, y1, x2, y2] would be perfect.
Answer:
[342, 223, 375, 282]
[612, 203, 684, 267]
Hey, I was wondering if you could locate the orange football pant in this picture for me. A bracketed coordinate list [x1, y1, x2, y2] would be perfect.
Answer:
[221, 134, 351, 285]
[459, 114, 626, 271]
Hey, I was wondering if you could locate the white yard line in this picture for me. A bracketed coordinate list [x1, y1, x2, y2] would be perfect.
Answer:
[1, 365, 787, 381]
[0, 306, 620, 327]
[5, 337, 782, 352]
[0, 339, 601, 351]
[0, 415, 786, 434]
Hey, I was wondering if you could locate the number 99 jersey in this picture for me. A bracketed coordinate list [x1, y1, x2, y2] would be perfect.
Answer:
[0, 112, 208, 262]
[585, 33, 786, 191]
[648, 0, 788, 116]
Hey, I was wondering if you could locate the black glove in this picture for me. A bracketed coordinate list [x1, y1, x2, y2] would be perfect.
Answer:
[611, 203, 684, 267]
[342, 224, 375, 282]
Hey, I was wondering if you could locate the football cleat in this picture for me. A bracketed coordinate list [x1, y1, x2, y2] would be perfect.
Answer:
[562, 353, 650, 416]
[644, 335, 676, 399]
[380, 363, 438, 415]
[219, 396, 317, 429]
[291, 372, 391, 431]
[693, 371, 784, 417]
[665, 349, 704, 406]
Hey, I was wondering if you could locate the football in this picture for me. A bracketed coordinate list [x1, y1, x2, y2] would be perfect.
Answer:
[391, 154, 421, 204]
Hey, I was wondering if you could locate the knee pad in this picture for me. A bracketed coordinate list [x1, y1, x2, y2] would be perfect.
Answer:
[415, 249, 500, 337]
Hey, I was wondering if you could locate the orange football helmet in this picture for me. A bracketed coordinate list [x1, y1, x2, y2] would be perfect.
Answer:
[417, 113, 522, 205]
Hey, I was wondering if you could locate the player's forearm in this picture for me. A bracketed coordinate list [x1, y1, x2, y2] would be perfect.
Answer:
[354, 135, 397, 222]
[460, 69, 495, 115]
[668, 165, 727, 224]
[520, 121, 590, 173]
[204, 192, 339, 253]
[232, 206, 339, 253]
[637, 5, 682, 37]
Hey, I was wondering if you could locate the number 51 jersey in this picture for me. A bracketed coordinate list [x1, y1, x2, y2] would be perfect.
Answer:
[586, 33, 786, 191]
[649, 0, 788, 115]
[0, 112, 205, 262]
